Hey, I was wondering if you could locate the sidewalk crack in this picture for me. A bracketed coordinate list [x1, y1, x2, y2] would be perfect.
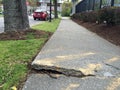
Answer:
[32, 64, 95, 78]
[105, 63, 120, 70]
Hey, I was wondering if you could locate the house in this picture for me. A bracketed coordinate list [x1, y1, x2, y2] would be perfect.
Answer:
[71, 0, 82, 15]
[75, 0, 120, 13]
[37, 0, 64, 12]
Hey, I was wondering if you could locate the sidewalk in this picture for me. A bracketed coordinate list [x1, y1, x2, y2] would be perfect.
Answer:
[23, 18, 120, 90]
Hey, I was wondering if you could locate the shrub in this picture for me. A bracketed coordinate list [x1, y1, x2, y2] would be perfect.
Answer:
[81, 11, 98, 22]
[72, 11, 98, 23]
[71, 13, 79, 19]
[98, 7, 116, 25]
[72, 7, 120, 25]
[114, 7, 120, 25]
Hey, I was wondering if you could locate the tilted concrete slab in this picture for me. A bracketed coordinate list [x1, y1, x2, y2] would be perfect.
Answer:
[32, 19, 120, 77]
[23, 74, 120, 90]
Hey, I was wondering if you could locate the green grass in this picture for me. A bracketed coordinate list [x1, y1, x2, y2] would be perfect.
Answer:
[0, 39, 46, 90]
[0, 19, 61, 90]
[0, 14, 3, 17]
[32, 19, 61, 32]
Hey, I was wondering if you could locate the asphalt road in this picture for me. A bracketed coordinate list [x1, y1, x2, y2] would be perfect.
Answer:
[0, 16, 43, 33]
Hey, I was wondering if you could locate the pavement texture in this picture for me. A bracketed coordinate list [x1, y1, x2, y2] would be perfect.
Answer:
[23, 18, 120, 90]
[23, 74, 120, 90]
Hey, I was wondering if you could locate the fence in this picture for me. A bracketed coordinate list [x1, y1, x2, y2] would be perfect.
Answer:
[76, 0, 120, 13]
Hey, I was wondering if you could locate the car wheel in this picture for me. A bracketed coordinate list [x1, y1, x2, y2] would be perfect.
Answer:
[34, 18, 36, 20]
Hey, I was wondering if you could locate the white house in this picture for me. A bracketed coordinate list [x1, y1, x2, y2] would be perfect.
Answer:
[71, 0, 82, 15]
[38, 0, 64, 12]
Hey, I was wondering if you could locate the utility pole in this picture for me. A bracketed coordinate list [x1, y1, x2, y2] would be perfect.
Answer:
[49, 0, 52, 22]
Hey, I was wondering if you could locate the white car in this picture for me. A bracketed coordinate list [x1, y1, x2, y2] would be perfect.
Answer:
[47, 11, 55, 19]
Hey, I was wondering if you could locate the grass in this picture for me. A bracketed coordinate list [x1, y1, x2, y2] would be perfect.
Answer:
[32, 19, 61, 32]
[0, 19, 61, 90]
[0, 39, 46, 90]
[0, 14, 3, 17]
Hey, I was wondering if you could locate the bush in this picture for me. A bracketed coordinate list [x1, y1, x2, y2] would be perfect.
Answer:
[72, 7, 120, 25]
[98, 7, 116, 25]
[81, 11, 98, 22]
[114, 7, 120, 25]
[61, 2, 72, 16]
[72, 11, 98, 23]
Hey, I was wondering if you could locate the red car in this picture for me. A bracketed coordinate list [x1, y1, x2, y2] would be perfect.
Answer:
[33, 9, 48, 21]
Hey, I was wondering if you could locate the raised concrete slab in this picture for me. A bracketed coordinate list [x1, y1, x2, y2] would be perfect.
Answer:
[23, 74, 120, 90]
[32, 19, 120, 76]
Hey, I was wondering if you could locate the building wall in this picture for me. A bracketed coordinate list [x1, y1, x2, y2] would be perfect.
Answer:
[75, 0, 120, 13]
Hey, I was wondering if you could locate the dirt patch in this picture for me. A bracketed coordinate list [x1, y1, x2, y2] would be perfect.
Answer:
[73, 19, 120, 46]
[0, 29, 52, 40]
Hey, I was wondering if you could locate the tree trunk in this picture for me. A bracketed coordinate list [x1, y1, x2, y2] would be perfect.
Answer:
[54, 0, 58, 18]
[3, 0, 30, 32]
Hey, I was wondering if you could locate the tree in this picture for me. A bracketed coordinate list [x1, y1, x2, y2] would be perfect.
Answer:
[62, 2, 72, 16]
[54, 0, 58, 18]
[0, 0, 2, 5]
[3, 0, 30, 32]
[27, 0, 37, 7]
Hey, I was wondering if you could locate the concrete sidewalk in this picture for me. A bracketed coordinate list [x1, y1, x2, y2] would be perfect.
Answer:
[23, 18, 120, 90]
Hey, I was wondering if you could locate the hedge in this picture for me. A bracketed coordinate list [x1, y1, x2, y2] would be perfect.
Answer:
[72, 7, 120, 25]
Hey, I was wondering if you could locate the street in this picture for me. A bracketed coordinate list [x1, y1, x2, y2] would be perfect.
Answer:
[0, 16, 43, 33]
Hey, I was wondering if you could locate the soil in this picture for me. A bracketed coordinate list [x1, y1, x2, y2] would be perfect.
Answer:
[0, 29, 52, 40]
[72, 19, 120, 46]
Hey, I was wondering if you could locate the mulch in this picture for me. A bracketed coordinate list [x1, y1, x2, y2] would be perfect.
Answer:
[0, 29, 52, 40]
[72, 19, 120, 46]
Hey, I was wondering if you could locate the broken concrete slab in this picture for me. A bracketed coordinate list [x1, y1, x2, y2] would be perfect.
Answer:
[23, 74, 120, 90]
[32, 19, 120, 76]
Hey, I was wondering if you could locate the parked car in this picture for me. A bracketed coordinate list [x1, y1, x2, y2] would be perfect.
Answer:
[33, 9, 48, 21]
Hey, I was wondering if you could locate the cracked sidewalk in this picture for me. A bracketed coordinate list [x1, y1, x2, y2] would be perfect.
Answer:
[23, 18, 120, 90]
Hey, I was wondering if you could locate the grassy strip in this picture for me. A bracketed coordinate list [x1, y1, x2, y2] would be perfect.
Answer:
[0, 19, 61, 90]
[0, 39, 46, 90]
[0, 14, 3, 17]
[32, 19, 61, 32]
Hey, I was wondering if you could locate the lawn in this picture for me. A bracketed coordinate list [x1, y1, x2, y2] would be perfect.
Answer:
[0, 14, 3, 17]
[32, 19, 61, 32]
[0, 19, 61, 90]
